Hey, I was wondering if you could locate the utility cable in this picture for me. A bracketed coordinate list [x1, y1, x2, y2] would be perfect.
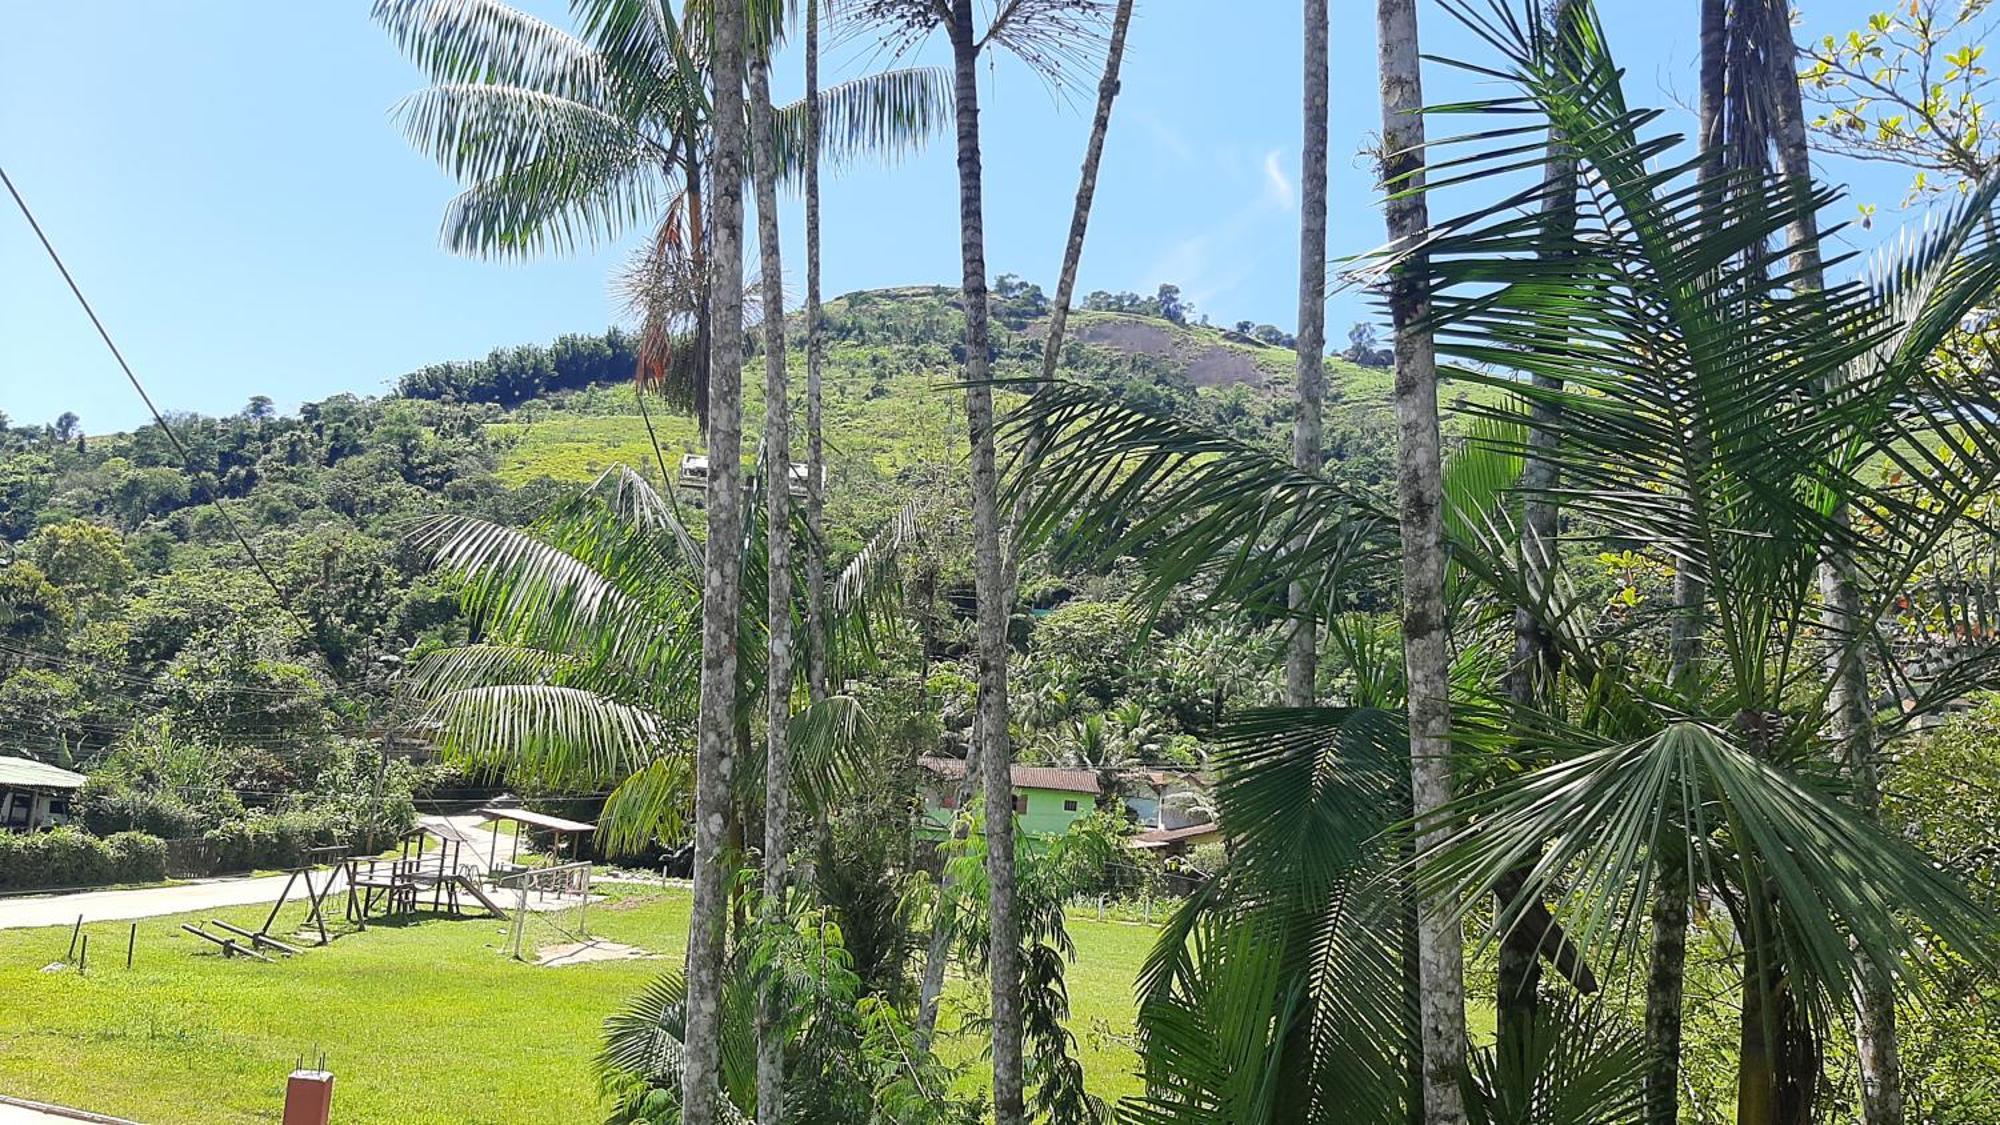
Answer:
[1, 165, 325, 656]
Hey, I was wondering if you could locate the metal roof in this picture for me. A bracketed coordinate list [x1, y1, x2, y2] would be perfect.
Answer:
[0, 755, 86, 790]
[416, 815, 487, 849]
[478, 806, 597, 833]
[1130, 822, 1223, 848]
[918, 756, 1101, 795]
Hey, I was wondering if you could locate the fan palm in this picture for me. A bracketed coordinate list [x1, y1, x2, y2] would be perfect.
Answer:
[1409, 5, 2000, 1124]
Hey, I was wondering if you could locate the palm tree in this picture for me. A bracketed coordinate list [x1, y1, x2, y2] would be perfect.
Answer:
[1750, 2, 1905, 1118]
[406, 464, 908, 1121]
[1288, 0, 1329, 710]
[683, 4, 748, 1118]
[374, 0, 950, 416]
[1000, 0, 1136, 607]
[1013, 4, 2000, 1117]
[743, 19, 794, 1118]
[374, 6, 946, 1113]
[1497, 0, 1580, 1066]
[1376, 0, 1471, 1119]
[850, 4, 1114, 1117]
[1406, 10, 2000, 1125]
[803, 0, 830, 706]
[405, 467, 893, 848]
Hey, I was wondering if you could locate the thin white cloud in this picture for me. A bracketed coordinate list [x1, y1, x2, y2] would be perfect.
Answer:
[1142, 149, 1303, 312]
[1263, 150, 1295, 211]
[1132, 110, 1195, 163]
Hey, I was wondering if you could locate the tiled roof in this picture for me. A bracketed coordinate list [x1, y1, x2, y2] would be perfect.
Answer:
[0, 755, 87, 790]
[918, 756, 1101, 795]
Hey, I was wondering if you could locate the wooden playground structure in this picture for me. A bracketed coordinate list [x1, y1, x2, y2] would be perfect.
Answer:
[351, 821, 512, 922]
[180, 813, 598, 962]
[182, 844, 370, 959]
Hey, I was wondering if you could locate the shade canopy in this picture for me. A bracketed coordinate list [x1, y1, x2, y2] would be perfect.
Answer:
[478, 807, 596, 834]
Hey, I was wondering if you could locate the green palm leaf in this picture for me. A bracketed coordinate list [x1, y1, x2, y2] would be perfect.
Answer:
[372, 0, 609, 102]
[771, 68, 954, 186]
[424, 683, 676, 788]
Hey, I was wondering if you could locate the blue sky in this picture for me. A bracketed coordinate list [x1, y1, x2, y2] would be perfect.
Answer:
[1, 2, 1919, 432]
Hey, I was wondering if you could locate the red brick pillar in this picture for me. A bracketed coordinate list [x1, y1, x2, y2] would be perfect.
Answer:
[283, 1070, 334, 1125]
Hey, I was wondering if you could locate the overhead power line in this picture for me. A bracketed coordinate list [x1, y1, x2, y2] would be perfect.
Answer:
[1, 165, 330, 668]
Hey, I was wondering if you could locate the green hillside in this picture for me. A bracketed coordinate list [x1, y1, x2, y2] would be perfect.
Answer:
[486, 286, 1417, 513]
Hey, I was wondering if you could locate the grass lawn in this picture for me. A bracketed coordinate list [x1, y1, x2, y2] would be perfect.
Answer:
[0, 886, 1153, 1123]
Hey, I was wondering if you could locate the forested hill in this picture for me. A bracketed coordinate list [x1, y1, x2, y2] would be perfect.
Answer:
[0, 282, 1399, 770]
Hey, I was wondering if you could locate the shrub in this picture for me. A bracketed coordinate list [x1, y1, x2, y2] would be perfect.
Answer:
[202, 809, 341, 873]
[76, 780, 209, 839]
[33, 827, 115, 888]
[105, 831, 167, 883]
[0, 827, 166, 892]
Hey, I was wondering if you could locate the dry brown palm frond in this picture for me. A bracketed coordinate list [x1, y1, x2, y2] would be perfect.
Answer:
[618, 205, 764, 424]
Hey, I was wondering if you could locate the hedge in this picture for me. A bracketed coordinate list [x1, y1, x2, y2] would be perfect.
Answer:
[200, 810, 342, 873]
[0, 827, 168, 892]
[2, 807, 382, 893]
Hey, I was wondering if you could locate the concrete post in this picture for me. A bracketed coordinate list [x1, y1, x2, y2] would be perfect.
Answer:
[282, 1070, 334, 1125]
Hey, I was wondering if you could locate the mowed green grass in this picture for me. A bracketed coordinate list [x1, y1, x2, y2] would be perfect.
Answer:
[0, 887, 1153, 1123]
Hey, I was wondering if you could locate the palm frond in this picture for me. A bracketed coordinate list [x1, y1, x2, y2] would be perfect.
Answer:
[596, 969, 759, 1124]
[1464, 993, 1645, 1125]
[1120, 909, 1308, 1125]
[1010, 381, 1394, 624]
[408, 512, 701, 711]
[787, 693, 873, 815]
[982, 0, 1113, 90]
[372, 0, 608, 103]
[599, 756, 697, 855]
[1418, 720, 2000, 1027]
[405, 642, 571, 696]
[423, 683, 676, 788]
[771, 67, 954, 187]
[393, 84, 668, 256]
[827, 490, 928, 675]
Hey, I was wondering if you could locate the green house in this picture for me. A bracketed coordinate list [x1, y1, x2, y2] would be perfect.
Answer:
[917, 757, 1100, 838]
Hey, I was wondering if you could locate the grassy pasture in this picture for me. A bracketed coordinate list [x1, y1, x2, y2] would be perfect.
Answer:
[0, 886, 1151, 1123]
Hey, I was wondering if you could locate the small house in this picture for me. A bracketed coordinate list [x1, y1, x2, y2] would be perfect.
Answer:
[0, 755, 87, 832]
[918, 757, 1100, 838]
[680, 453, 815, 498]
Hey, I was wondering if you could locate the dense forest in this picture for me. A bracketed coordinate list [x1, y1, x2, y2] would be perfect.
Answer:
[0, 285, 1396, 861]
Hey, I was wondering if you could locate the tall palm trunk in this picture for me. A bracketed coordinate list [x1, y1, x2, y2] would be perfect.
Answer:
[804, 0, 829, 705]
[915, 757, 979, 1049]
[1035, 0, 1132, 394]
[1287, 0, 1329, 708]
[747, 46, 793, 1125]
[1002, 0, 1135, 611]
[1377, 2, 1469, 1120]
[1765, 5, 1895, 1115]
[1499, 0, 1580, 1063]
[945, 1, 1024, 1119]
[1758, 1, 1899, 1117]
[1645, 7, 1727, 1122]
[683, 1, 748, 1120]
